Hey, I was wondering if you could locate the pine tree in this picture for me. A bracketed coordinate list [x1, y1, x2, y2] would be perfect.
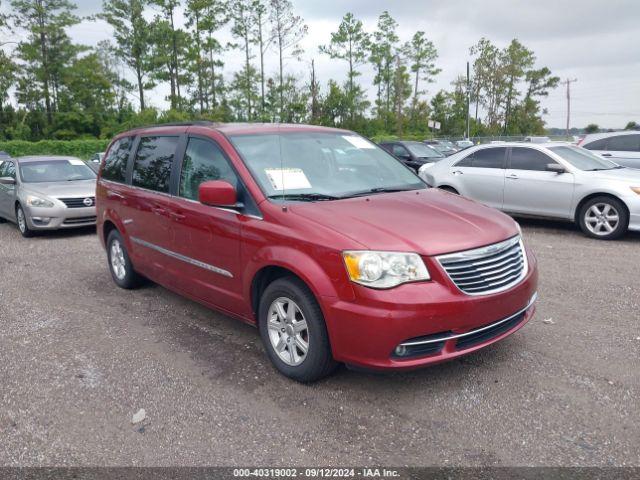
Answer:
[11, 0, 80, 124]
[100, 0, 154, 111]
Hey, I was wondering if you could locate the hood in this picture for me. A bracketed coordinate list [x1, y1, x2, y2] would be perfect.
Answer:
[290, 189, 518, 257]
[23, 179, 96, 199]
[582, 167, 640, 183]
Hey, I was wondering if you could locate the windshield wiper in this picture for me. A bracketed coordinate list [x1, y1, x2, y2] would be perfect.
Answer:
[267, 193, 340, 202]
[342, 187, 416, 198]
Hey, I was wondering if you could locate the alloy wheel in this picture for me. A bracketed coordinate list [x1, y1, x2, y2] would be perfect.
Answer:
[110, 239, 127, 281]
[584, 203, 619, 236]
[16, 207, 26, 233]
[267, 297, 309, 366]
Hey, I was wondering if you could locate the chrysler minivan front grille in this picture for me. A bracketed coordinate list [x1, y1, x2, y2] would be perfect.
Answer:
[437, 236, 527, 295]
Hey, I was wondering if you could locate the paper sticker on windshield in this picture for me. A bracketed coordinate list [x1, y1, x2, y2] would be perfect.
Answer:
[265, 168, 312, 191]
[68, 159, 85, 166]
[342, 135, 375, 149]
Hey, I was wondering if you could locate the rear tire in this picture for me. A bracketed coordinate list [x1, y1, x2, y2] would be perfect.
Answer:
[258, 276, 337, 382]
[578, 196, 628, 240]
[106, 229, 143, 289]
[16, 204, 34, 238]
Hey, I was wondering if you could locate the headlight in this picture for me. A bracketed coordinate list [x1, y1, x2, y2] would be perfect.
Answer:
[631, 187, 640, 195]
[343, 251, 430, 289]
[26, 194, 54, 208]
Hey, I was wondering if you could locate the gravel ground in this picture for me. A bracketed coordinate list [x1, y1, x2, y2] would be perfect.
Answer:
[0, 219, 638, 467]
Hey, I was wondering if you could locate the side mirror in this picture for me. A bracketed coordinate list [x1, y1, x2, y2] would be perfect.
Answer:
[199, 180, 241, 209]
[546, 164, 566, 174]
[0, 176, 16, 185]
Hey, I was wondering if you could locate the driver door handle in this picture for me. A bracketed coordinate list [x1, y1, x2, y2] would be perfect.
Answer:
[601, 153, 612, 157]
[507, 173, 519, 179]
[452, 170, 463, 175]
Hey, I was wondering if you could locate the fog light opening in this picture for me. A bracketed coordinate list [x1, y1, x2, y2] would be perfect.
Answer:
[394, 345, 408, 357]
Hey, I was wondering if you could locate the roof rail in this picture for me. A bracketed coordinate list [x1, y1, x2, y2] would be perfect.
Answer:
[135, 121, 221, 129]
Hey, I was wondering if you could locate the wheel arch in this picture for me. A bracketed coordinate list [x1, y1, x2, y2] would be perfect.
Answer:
[574, 192, 630, 224]
[250, 266, 307, 321]
[245, 246, 351, 322]
[438, 185, 459, 194]
[103, 219, 118, 243]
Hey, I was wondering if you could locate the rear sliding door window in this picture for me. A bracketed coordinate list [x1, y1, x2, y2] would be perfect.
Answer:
[132, 136, 179, 193]
[102, 137, 132, 183]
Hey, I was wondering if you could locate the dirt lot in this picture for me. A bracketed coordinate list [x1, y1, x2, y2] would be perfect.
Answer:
[0, 219, 638, 467]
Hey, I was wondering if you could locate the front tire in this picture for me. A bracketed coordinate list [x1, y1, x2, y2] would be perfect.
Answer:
[106, 229, 143, 289]
[258, 276, 337, 382]
[16, 204, 34, 238]
[578, 196, 628, 240]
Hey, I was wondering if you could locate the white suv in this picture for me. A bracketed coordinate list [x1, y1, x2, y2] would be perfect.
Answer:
[579, 131, 640, 169]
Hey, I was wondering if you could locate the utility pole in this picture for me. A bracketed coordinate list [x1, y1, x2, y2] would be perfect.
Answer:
[466, 61, 471, 140]
[561, 78, 578, 138]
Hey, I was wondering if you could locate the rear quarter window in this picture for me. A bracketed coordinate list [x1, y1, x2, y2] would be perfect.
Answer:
[583, 138, 607, 150]
[132, 136, 179, 193]
[102, 137, 133, 183]
[456, 148, 506, 168]
[606, 134, 640, 152]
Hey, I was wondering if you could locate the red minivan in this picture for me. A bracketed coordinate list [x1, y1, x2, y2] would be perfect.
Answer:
[96, 122, 538, 382]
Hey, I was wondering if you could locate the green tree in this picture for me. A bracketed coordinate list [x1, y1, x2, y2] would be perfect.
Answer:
[99, 0, 154, 111]
[200, 0, 229, 109]
[625, 121, 638, 130]
[185, 0, 229, 113]
[11, 0, 80, 124]
[319, 13, 369, 121]
[585, 124, 599, 134]
[369, 11, 398, 123]
[269, 0, 307, 118]
[150, 0, 184, 109]
[0, 1, 18, 119]
[403, 31, 440, 125]
[501, 39, 534, 133]
[469, 37, 499, 126]
[231, 0, 256, 120]
[253, 0, 270, 118]
[319, 80, 348, 127]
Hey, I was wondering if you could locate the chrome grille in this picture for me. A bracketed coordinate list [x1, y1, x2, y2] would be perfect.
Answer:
[58, 197, 95, 208]
[437, 236, 527, 295]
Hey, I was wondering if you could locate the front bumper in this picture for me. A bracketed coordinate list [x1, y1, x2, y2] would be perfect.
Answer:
[624, 194, 640, 232]
[25, 204, 97, 230]
[321, 247, 538, 370]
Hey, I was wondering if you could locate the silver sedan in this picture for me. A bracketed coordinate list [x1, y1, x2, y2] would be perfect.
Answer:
[419, 143, 640, 240]
[0, 156, 97, 237]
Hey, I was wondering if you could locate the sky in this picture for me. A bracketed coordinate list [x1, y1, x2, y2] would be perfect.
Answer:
[2, 0, 639, 129]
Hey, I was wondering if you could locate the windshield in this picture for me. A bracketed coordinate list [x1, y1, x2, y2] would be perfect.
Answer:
[20, 159, 97, 183]
[229, 131, 425, 200]
[406, 142, 444, 159]
[432, 145, 453, 153]
[548, 146, 619, 171]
